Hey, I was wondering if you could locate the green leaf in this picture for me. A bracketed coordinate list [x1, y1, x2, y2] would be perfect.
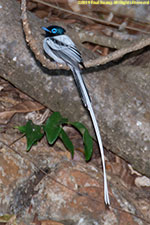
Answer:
[59, 117, 68, 125]
[83, 130, 93, 161]
[26, 121, 44, 151]
[44, 112, 63, 145]
[16, 125, 26, 133]
[17, 120, 44, 151]
[59, 128, 74, 158]
[70, 122, 87, 135]
[71, 122, 93, 161]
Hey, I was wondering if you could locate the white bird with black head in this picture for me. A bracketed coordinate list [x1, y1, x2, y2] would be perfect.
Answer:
[42, 25, 110, 205]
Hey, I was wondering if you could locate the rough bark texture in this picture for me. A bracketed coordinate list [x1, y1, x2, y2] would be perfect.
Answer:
[0, 0, 150, 178]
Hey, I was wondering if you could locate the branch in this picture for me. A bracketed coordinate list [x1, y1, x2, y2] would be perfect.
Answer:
[85, 37, 150, 67]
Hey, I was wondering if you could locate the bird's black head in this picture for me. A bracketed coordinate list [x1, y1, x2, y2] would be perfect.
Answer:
[42, 25, 66, 37]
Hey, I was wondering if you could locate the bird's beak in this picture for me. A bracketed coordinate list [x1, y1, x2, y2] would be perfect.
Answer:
[42, 27, 51, 33]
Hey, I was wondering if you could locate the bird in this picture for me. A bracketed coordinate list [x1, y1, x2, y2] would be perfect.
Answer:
[42, 25, 110, 205]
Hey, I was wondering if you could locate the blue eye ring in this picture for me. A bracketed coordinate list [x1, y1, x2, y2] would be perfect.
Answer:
[51, 28, 57, 33]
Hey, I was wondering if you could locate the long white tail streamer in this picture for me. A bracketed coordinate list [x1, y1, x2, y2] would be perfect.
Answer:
[71, 66, 110, 205]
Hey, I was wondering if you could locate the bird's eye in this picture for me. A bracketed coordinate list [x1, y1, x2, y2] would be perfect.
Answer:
[51, 28, 57, 33]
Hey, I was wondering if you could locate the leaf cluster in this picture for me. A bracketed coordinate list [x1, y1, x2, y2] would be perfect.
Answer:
[17, 112, 93, 161]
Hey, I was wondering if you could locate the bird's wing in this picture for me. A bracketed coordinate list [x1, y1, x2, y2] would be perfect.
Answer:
[46, 35, 82, 67]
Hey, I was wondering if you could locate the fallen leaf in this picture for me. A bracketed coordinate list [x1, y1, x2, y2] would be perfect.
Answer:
[0, 100, 44, 124]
